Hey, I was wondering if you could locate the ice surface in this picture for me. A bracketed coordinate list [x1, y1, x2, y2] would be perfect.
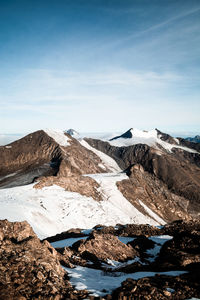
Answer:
[89, 173, 161, 226]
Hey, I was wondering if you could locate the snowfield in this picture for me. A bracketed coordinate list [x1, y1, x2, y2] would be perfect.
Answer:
[64, 265, 187, 297]
[0, 173, 164, 239]
[44, 128, 70, 146]
[108, 128, 198, 153]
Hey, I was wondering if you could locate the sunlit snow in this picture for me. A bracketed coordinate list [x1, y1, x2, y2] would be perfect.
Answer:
[108, 128, 198, 153]
[0, 173, 162, 239]
[44, 128, 70, 146]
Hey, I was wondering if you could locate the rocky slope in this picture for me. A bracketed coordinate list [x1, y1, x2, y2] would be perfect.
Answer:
[85, 128, 200, 218]
[0, 129, 109, 189]
[0, 219, 74, 299]
[1, 219, 200, 299]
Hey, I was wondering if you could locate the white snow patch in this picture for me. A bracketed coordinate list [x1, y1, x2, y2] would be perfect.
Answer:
[81, 229, 93, 235]
[98, 163, 106, 170]
[44, 129, 70, 146]
[64, 265, 187, 297]
[5, 145, 12, 148]
[108, 128, 198, 154]
[173, 138, 180, 144]
[0, 174, 161, 239]
[138, 200, 165, 225]
[103, 257, 140, 270]
[89, 173, 160, 226]
[80, 139, 121, 172]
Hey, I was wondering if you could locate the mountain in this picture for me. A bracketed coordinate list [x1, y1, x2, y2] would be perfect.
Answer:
[0, 127, 200, 299]
[185, 135, 200, 143]
[85, 128, 200, 219]
[0, 127, 200, 239]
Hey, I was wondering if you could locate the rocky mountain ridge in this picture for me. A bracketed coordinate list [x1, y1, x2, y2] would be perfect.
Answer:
[85, 128, 200, 218]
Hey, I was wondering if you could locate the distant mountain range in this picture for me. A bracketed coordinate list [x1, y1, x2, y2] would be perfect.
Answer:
[185, 135, 200, 143]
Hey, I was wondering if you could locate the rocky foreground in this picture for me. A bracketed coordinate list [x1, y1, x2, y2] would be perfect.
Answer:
[0, 219, 200, 299]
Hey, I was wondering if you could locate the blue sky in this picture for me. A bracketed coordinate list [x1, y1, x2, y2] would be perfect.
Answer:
[0, 0, 200, 134]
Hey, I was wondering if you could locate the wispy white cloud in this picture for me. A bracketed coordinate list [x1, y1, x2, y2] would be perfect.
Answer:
[0, 67, 199, 133]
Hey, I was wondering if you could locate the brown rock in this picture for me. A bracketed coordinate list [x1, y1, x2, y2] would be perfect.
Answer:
[34, 174, 101, 201]
[74, 233, 138, 262]
[0, 219, 70, 299]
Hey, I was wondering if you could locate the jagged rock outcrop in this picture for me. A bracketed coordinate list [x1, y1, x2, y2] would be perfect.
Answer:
[155, 128, 179, 145]
[72, 232, 137, 262]
[1, 219, 200, 299]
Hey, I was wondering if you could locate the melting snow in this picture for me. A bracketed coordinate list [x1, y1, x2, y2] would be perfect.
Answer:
[44, 129, 70, 146]
[64, 265, 187, 297]
[103, 257, 140, 270]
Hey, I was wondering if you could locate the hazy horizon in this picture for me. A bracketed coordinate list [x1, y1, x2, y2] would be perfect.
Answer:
[0, 128, 199, 146]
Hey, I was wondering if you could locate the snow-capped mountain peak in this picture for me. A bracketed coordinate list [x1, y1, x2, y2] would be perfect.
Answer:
[108, 128, 197, 153]
[65, 128, 80, 138]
